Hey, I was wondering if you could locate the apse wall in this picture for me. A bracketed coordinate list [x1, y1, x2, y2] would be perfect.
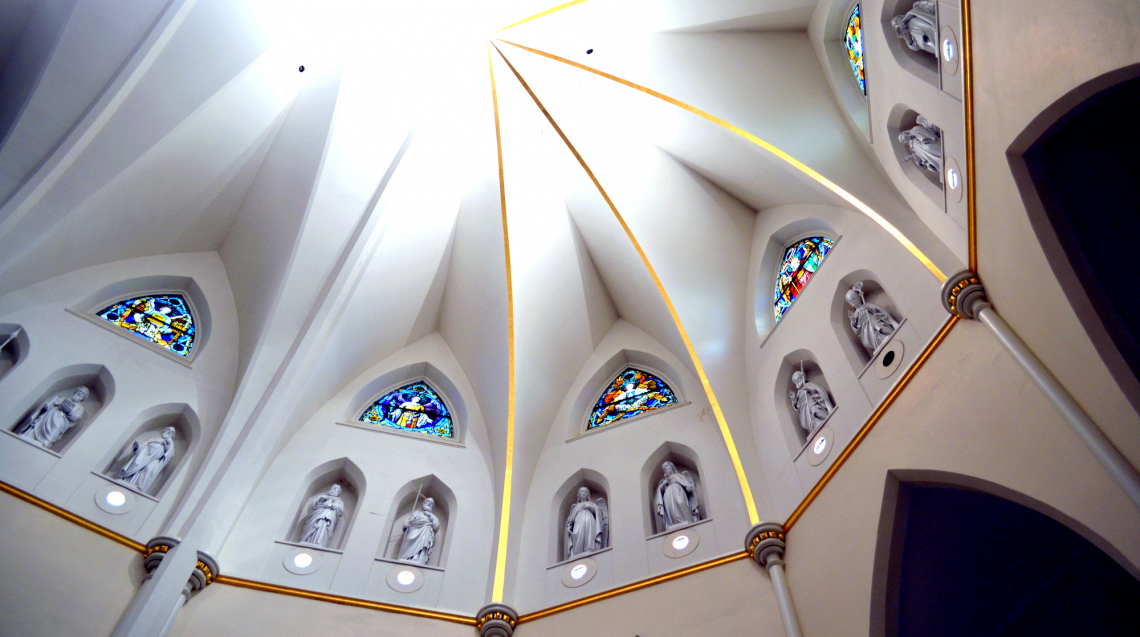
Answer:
[0, 251, 239, 540]
[219, 333, 496, 615]
[745, 203, 945, 518]
[512, 319, 751, 613]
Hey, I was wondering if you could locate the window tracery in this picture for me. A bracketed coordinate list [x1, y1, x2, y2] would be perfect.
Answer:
[588, 368, 677, 429]
[844, 3, 866, 95]
[360, 381, 454, 438]
[96, 294, 196, 356]
[774, 237, 835, 322]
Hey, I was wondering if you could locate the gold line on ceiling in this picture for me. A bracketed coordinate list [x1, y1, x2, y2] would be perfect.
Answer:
[961, 0, 978, 271]
[496, 39, 947, 283]
[491, 41, 761, 526]
[0, 480, 146, 552]
[487, 42, 517, 604]
[495, 0, 591, 33]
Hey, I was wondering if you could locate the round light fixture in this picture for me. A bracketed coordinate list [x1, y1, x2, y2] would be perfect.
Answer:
[671, 535, 690, 551]
[947, 167, 960, 190]
[293, 553, 313, 569]
[570, 564, 588, 580]
[105, 491, 126, 507]
[813, 436, 828, 455]
[942, 38, 956, 63]
[397, 570, 416, 586]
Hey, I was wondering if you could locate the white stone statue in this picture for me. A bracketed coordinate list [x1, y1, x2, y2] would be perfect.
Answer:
[790, 367, 835, 435]
[847, 282, 900, 356]
[299, 484, 345, 548]
[891, 0, 938, 56]
[13, 386, 89, 449]
[398, 497, 440, 565]
[899, 115, 942, 176]
[115, 426, 176, 494]
[564, 486, 608, 560]
[655, 461, 701, 532]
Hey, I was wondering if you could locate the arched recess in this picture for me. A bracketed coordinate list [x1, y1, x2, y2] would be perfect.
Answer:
[566, 348, 687, 439]
[0, 324, 29, 382]
[640, 442, 708, 537]
[344, 361, 466, 443]
[830, 270, 905, 374]
[100, 403, 197, 499]
[550, 469, 611, 565]
[880, 0, 940, 88]
[870, 471, 1140, 637]
[281, 458, 365, 552]
[378, 475, 456, 569]
[4, 364, 114, 454]
[887, 105, 945, 209]
[820, 0, 872, 140]
[1008, 63, 1140, 412]
[755, 219, 840, 342]
[774, 350, 836, 454]
[71, 275, 212, 364]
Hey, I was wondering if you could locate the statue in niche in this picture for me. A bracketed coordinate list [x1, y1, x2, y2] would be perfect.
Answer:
[790, 365, 835, 436]
[891, 0, 938, 56]
[847, 282, 900, 356]
[398, 497, 440, 565]
[899, 116, 943, 176]
[13, 386, 89, 449]
[299, 484, 345, 548]
[655, 461, 701, 532]
[115, 426, 176, 494]
[564, 486, 609, 560]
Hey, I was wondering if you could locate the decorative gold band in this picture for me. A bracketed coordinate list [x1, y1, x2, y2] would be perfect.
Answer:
[0, 480, 145, 552]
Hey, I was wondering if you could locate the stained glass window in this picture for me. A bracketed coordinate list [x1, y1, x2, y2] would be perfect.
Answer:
[844, 4, 866, 95]
[588, 368, 677, 429]
[774, 237, 835, 322]
[360, 381, 454, 438]
[97, 294, 196, 356]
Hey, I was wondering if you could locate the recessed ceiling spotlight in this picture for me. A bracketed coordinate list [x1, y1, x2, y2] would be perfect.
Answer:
[941, 39, 956, 63]
[397, 570, 416, 586]
[105, 491, 126, 507]
[671, 535, 690, 550]
[947, 167, 960, 190]
[586, 49, 593, 54]
[813, 436, 828, 455]
[570, 564, 588, 580]
[293, 553, 313, 568]
[298, 65, 305, 72]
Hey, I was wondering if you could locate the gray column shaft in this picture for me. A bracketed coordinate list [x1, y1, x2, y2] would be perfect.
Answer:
[110, 542, 198, 637]
[976, 303, 1140, 508]
[766, 561, 804, 637]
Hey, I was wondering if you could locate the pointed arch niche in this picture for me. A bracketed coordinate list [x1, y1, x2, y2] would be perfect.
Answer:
[69, 275, 212, 366]
[0, 324, 29, 382]
[774, 351, 837, 455]
[341, 362, 466, 446]
[377, 475, 456, 569]
[567, 349, 689, 440]
[755, 219, 840, 345]
[99, 403, 197, 499]
[281, 459, 365, 552]
[640, 443, 709, 537]
[549, 469, 611, 565]
[830, 270, 905, 374]
[888, 105, 949, 211]
[2, 364, 114, 456]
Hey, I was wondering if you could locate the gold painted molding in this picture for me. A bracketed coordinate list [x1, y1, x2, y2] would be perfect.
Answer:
[491, 41, 761, 526]
[496, 0, 591, 33]
[0, 480, 146, 552]
[962, 0, 978, 271]
[213, 575, 477, 625]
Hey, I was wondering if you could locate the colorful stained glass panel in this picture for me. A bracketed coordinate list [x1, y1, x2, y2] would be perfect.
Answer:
[588, 368, 677, 429]
[844, 4, 866, 95]
[360, 381, 454, 438]
[97, 294, 196, 356]
[774, 237, 835, 322]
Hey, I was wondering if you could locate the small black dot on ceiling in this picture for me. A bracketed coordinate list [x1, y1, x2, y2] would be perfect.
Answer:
[298, 65, 305, 72]
[586, 49, 593, 54]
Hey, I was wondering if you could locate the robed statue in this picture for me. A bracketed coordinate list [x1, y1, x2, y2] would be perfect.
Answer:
[891, 0, 938, 56]
[655, 461, 701, 532]
[847, 282, 900, 356]
[790, 367, 835, 435]
[398, 497, 440, 565]
[899, 115, 942, 176]
[115, 426, 176, 494]
[565, 486, 609, 560]
[299, 484, 345, 548]
[14, 386, 89, 449]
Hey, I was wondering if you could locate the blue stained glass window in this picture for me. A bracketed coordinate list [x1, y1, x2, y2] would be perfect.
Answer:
[774, 237, 835, 323]
[97, 294, 196, 356]
[588, 368, 677, 429]
[844, 4, 866, 95]
[360, 381, 454, 438]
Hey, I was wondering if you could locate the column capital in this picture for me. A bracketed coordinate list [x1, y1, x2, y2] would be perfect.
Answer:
[143, 536, 218, 593]
[941, 270, 989, 320]
[745, 522, 787, 568]
[476, 603, 518, 637]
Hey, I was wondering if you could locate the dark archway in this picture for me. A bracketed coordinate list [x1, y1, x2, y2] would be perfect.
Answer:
[1009, 64, 1140, 411]
[886, 484, 1140, 636]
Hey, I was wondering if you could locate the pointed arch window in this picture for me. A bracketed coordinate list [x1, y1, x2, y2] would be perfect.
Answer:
[589, 368, 677, 429]
[97, 294, 196, 357]
[360, 381, 454, 438]
[774, 236, 835, 322]
[844, 3, 866, 95]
